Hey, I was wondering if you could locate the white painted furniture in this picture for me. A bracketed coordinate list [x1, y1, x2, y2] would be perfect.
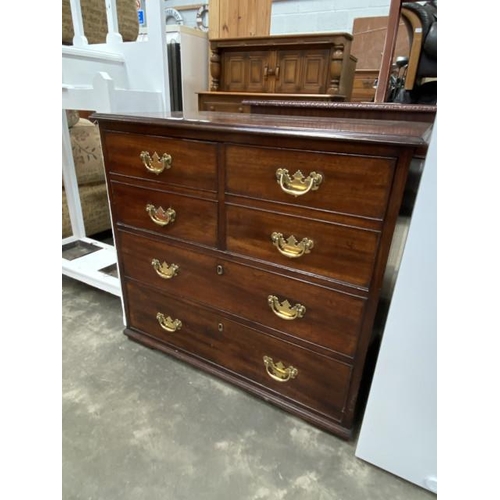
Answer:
[138, 24, 209, 114]
[355, 118, 437, 493]
[62, 0, 208, 296]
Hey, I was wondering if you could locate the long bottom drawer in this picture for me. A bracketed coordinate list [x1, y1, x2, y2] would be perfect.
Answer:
[125, 281, 353, 423]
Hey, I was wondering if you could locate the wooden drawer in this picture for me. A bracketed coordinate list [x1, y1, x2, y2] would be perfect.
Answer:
[226, 145, 395, 220]
[126, 281, 352, 418]
[198, 92, 249, 112]
[118, 230, 366, 358]
[351, 70, 378, 103]
[110, 182, 218, 247]
[226, 204, 379, 289]
[102, 132, 217, 192]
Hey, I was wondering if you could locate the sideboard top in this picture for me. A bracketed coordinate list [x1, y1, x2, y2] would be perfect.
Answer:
[92, 110, 434, 148]
[209, 31, 354, 45]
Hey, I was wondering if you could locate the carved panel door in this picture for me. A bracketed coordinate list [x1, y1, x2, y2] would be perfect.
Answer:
[274, 49, 330, 94]
[222, 51, 274, 93]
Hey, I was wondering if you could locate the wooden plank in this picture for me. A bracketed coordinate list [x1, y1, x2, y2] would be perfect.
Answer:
[257, 0, 272, 36]
[208, 0, 220, 39]
[211, 0, 271, 39]
[240, 0, 271, 37]
[238, 0, 249, 37]
[352, 16, 408, 71]
[222, 1, 239, 38]
[175, 4, 203, 11]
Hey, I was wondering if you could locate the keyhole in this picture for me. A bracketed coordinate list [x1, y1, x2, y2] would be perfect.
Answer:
[218, 323, 224, 332]
[216, 265, 224, 275]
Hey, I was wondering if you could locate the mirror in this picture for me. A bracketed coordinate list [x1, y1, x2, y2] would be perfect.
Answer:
[167, 0, 436, 107]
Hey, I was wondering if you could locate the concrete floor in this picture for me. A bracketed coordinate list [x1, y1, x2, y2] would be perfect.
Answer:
[62, 275, 436, 500]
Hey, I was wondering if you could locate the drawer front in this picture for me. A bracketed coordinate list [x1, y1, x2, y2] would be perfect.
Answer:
[118, 230, 366, 357]
[200, 99, 248, 113]
[226, 205, 379, 288]
[102, 132, 217, 191]
[110, 182, 218, 247]
[126, 281, 352, 418]
[226, 145, 395, 219]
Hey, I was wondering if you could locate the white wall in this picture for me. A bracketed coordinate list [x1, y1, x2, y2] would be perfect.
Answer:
[162, 0, 204, 29]
[270, 0, 390, 34]
[164, 0, 392, 35]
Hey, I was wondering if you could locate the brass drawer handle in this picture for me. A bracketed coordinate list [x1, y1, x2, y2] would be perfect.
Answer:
[276, 168, 323, 197]
[271, 232, 314, 259]
[267, 295, 306, 320]
[140, 151, 172, 175]
[151, 259, 179, 279]
[146, 204, 176, 226]
[263, 356, 298, 383]
[156, 312, 182, 332]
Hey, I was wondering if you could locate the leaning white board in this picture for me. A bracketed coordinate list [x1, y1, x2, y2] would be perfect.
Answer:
[355, 118, 437, 494]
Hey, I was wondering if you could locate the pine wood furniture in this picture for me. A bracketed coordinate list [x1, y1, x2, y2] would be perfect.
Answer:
[208, 0, 272, 39]
[198, 33, 357, 112]
[93, 110, 432, 439]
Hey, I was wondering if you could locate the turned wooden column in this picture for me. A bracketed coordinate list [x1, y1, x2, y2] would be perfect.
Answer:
[328, 44, 344, 95]
[210, 48, 221, 91]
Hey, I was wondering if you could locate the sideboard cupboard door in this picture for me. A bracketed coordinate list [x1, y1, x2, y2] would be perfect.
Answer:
[222, 51, 273, 93]
[275, 49, 330, 94]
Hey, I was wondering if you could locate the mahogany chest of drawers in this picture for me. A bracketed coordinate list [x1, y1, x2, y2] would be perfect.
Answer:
[94, 111, 432, 439]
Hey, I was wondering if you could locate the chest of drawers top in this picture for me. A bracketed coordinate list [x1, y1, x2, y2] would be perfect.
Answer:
[96, 111, 431, 148]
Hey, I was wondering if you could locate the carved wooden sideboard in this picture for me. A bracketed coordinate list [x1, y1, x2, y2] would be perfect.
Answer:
[198, 33, 358, 113]
[94, 111, 432, 439]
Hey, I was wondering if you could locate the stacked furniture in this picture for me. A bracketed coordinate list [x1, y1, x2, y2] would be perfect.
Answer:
[93, 110, 432, 438]
[350, 15, 410, 103]
[62, 110, 110, 239]
[198, 33, 357, 113]
[62, 0, 207, 296]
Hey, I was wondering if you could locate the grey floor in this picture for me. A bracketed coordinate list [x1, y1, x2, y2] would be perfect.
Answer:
[62, 275, 435, 500]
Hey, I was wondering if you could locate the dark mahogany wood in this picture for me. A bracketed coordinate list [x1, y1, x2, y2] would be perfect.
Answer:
[117, 229, 367, 360]
[225, 143, 396, 220]
[110, 181, 218, 247]
[244, 100, 437, 124]
[93, 110, 432, 440]
[101, 131, 218, 193]
[198, 91, 345, 113]
[125, 280, 352, 421]
[225, 204, 380, 289]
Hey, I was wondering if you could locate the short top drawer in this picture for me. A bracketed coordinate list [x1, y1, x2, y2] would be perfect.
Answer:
[226, 145, 395, 219]
[102, 132, 218, 192]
